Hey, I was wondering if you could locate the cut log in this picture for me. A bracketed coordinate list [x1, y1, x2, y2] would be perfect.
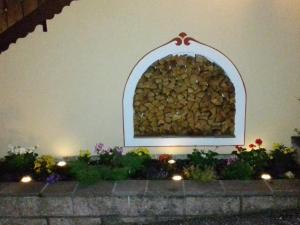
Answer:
[134, 54, 235, 137]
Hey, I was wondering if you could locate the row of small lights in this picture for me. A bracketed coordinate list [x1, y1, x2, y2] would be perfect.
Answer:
[20, 159, 272, 183]
[20, 160, 67, 183]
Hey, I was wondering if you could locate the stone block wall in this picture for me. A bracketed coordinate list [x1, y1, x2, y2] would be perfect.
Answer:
[0, 180, 299, 225]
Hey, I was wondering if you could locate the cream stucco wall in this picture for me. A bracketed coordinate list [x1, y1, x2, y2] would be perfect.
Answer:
[0, 0, 300, 157]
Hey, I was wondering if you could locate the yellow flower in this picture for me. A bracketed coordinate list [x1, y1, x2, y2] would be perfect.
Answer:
[131, 147, 151, 156]
[79, 149, 91, 159]
[34, 162, 41, 170]
[272, 143, 281, 150]
[34, 155, 56, 174]
[287, 148, 295, 153]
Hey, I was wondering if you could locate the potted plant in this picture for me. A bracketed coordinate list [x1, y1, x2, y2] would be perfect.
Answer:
[292, 129, 300, 147]
[292, 98, 300, 146]
[291, 98, 300, 164]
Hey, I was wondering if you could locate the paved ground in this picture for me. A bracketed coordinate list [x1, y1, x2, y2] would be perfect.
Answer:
[135, 210, 300, 225]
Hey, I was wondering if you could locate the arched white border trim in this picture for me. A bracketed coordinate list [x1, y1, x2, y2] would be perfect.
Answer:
[123, 34, 246, 146]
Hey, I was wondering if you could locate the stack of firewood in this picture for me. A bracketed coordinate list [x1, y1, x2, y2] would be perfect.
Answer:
[134, 55, 235, 137]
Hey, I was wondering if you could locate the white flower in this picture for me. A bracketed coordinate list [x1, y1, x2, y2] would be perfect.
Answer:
[284, 171, 295, 179]
[28, 145, 38, 152]
[7, 144, 38, 154]
[18, 147, 26, 154]
[8, 144, 14, 153]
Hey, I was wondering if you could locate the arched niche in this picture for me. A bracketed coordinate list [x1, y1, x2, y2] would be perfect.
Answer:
[123, 33, 246, 147]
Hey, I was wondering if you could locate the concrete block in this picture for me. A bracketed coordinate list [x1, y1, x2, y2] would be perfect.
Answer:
[146, 181, 184, 196]
[119, 216, 183, 224]
[185, 196, 240, 215]
[41, 182, 78, 196]
[0, 197, 19, 216]
[74, 182, 114, 197]
[18, 197, 41, 216]
[0, 218, 47, 225]
[0, 182, 46, 196]
[129, 196, 184, 216]
[73, 197, 114, 216]
[266, 179, 300, 195]
[242, 196, 298, 212]
[242, 196, 273, 212]
[113, 196, 131, 215]
[273, 196, 298, 209]
[40, 197, 73, 216]
[113, 180, 147, 196]
[221, 180, 271, 196]
[49, 218, 101, 225]
[184, 180, 224, 196]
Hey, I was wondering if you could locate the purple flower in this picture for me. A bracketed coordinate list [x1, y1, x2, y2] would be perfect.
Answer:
[94, 142, 123, 156]
[95, 143, 104, 152]
[114, 146, 123, 155]
[46, 174, 61, 184]
[95, 143, 111, 155]
[226, 156, 238, 166]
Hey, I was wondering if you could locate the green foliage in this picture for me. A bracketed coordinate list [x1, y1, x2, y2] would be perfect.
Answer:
[69, 160, 130, 185]
[120, 152, 149, 176]
[69, 161, 103, 185]
[268, 144, 297, 177]
[232, 148, 269, 176]
[270, 144, 296, 158]
[184, 166, 217, 182]
[222, 161, 254, 180]
[69, 147, 152, 184]
[187, 149, 219, 169]
[108, 167, 130, 180]
[78, 149, 91, 162]
[99, 149, 122, 166]
[3, 150, 38, 176]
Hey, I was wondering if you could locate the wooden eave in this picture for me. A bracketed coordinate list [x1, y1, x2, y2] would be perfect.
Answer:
[0, 0, 75, 54]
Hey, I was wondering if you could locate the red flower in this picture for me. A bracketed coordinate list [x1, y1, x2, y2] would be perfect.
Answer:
[255, 138, 263, 147]
[235, 145, 243, 152]
[249, 144, 256, 149]
[159, 154, 172, 163]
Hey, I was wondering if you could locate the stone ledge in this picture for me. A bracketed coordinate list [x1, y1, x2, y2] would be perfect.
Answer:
[0, 180, 299, 222]
[1, 180, 299, 198]
[1, 179, 299, 198]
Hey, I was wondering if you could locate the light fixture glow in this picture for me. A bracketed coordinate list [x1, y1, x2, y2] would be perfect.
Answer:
[20, 176, 32, 183]
[57, 160, 67, 167]
[172, 175, 182, 181]
[261, 173, 272, 181]
[168, 159, 176, 164]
